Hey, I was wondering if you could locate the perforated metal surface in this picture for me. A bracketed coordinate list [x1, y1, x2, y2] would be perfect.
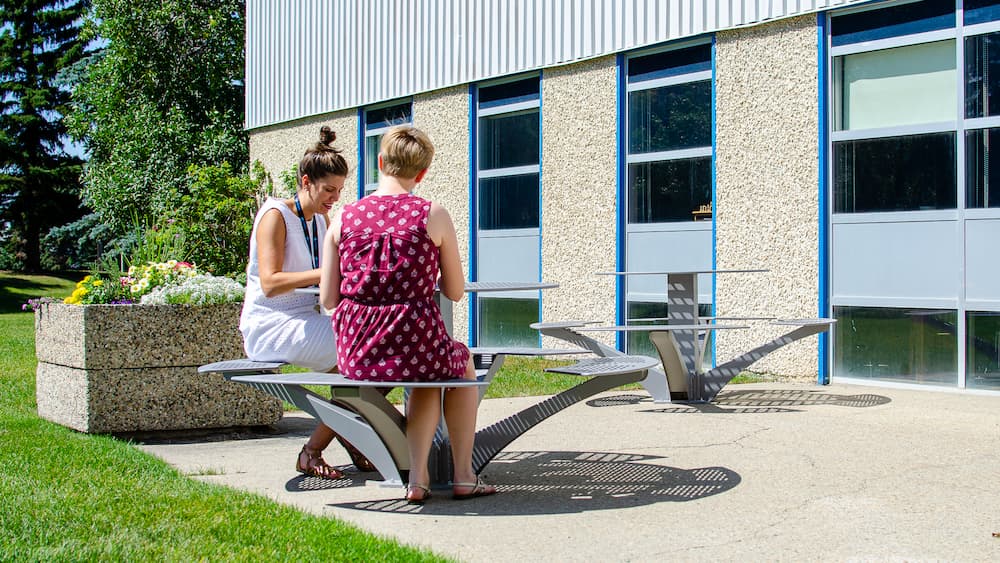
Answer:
[197, 359, 285, 374]
[231, 372, 488, 388]
[469, 347, 588, 356]
[546, 356, 659, 377]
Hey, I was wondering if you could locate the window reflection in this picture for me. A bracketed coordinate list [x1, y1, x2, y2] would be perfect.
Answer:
[628, 81, 711, 153]
[834, 306, 957, 385]
[479, 111, 539, 170]
[965, 128, 1000, 208]
[629, 157, 711, 223]
[833, 133, 956, 212]
[967, 311, 1000, 390]
[479, 173, 539, 230]
[478, 297, 539, 347]
[966, 32, 1000, 119]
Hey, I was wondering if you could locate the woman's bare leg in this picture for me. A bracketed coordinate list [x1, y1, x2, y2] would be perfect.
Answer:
[405, 387, 443, 490]
[444, 359, 494, 495]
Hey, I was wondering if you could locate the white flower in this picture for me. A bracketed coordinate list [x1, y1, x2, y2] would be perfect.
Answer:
[140, 274, 244, 306]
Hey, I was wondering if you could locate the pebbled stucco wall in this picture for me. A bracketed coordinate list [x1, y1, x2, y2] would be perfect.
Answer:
[249, 111, 360, 205]
[541, 56, 619, 347]
[715, 15, 821, 379]
[413, 86, 472, 341]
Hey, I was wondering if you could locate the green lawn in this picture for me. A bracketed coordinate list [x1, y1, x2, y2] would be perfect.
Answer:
[0, 272, 445, 561]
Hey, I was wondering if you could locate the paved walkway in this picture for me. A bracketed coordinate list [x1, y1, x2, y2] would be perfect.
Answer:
[139, 382, 1000, 561]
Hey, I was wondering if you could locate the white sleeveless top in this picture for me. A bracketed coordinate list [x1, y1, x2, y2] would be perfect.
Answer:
[239, 198, 337, 370]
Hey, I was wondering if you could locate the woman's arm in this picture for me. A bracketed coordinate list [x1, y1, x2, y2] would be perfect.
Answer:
[256, 209, 321, 297]
[426, 202, 465, 303]
[319, 209, 343, 311]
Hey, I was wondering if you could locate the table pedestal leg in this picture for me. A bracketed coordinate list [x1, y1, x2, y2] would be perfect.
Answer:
[666, 273, 700, 399]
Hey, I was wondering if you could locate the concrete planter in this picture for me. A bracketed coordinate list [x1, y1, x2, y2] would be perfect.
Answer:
[34, 302, 282, 433]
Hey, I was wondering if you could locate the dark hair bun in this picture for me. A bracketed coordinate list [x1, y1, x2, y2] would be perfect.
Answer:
[319, 126, 336, 145]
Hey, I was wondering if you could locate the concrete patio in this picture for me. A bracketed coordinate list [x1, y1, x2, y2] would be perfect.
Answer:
[138, 382, 1000, 561]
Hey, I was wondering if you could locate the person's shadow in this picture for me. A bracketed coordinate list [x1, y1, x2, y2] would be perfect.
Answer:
[298, 449, 740, 516]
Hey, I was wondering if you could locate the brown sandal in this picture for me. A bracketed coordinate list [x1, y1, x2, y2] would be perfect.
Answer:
[405, 483, 432, 505]
[336, 435, 377, 472]
[295, 445, 344, 480]
[452, 476, 497, 500]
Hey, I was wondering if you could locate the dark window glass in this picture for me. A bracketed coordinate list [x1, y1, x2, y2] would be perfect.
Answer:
[831, 0, 954, 47]
[967, 311, 1000, 390]
[478, 297, 539, 347]
[479, 77, 539, 109]
[365, 102, 411, 132]
[479, 111, 539, 169]
[965, 128, 1000, 208]
[628, 157, 711, 223]
[479, 173, 539, 229]
[628, 44, 711, 83]
[833, 306, 957, 385]
[628, 81, 711, 153]
[364, 135, 381, 187]
[965, 33, 1000, 118]
[833, 133, 956, 213]
[965, 0, 1000, 25]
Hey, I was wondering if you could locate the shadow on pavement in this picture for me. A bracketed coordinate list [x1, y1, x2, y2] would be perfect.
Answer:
[325, 450, 740, 516]
[588, 389, 891, 413]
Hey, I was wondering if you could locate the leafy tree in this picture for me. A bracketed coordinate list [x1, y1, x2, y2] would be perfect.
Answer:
[0, 0, 89, 271]
[65, 0, 248, 232]
[164, 162, 267, 277]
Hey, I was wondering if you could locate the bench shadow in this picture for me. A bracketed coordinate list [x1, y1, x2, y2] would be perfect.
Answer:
[324, 450, 740, 516]
[587, 389, 891, 413]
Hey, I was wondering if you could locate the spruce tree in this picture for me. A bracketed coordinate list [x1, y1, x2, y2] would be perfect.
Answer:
[0, 0, 88, 271]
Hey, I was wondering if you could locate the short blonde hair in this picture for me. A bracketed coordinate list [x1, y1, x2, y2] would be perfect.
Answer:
[380, 125, 434, 179]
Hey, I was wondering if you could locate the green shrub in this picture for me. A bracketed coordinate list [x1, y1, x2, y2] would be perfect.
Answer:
[160, 162, 266, 277]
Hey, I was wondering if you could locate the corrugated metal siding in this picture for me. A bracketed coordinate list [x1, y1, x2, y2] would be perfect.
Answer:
[246, 0, 867, 130]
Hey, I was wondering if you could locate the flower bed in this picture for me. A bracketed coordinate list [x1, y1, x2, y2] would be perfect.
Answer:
[34, 301, 281, 433]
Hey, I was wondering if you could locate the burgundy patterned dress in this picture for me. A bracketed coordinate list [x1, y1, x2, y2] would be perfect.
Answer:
[333, 193, 470, 381]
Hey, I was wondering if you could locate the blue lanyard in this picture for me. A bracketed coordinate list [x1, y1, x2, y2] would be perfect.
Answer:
[293, 194, 319, 269]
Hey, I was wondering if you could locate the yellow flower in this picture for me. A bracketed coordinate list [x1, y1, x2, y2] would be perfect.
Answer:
[93, 280, 104, 287]
[82, 275, 92, 282]
[72, 288, 87, 298]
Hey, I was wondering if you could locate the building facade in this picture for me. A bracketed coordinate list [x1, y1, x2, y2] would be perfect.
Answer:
[245, 0, 1000, 394]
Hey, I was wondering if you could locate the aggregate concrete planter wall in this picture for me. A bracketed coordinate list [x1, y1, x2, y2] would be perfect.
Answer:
[34, 302, 282, 433]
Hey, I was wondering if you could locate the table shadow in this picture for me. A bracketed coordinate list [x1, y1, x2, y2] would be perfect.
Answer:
[587, 389, 891, 413]
[323, 450, 740, 516]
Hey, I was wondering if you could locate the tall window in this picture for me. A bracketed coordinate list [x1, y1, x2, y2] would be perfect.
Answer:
[362, 101, 412, 195]
[829, 0, 1000, 390]
[624, 43, 713, 357]
[474, 76, 541, 346]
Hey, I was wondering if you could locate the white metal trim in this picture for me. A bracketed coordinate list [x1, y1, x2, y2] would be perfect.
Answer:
[830, 296, 960, 308]
[831, 121, 958, 141]
[478, 100, 541, 117]
[829, 29, 957, 57]
[478, 165, 540, 178]
[831, 210, 959, 223]
[626, 147, 713, 163]
[962, 116, 1000, 130]
[961, 20, 1000, 37]
[625, 221, 714, 233]
[477, 228, 541, 238]
[626, 70, 713, 91]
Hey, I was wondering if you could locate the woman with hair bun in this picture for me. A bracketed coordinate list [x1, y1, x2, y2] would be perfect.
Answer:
[240, 126, 369, 480]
